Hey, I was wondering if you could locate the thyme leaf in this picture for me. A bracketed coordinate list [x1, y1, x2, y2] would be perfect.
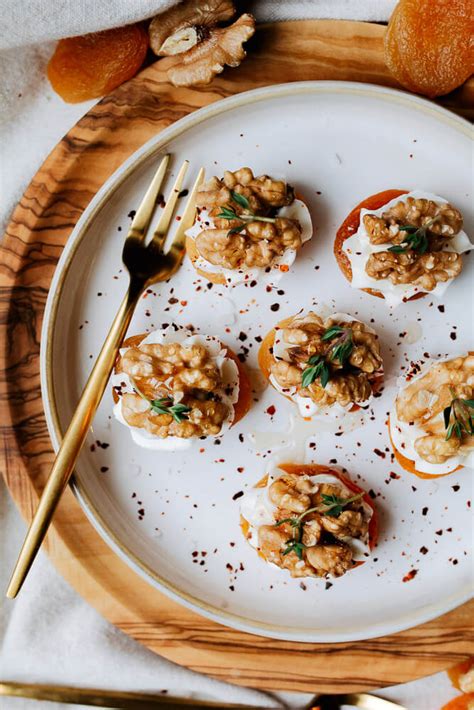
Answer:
[387, 219, 439, 255]
[444, 390, 474, 440]
[216, 190, 277, 237]
[301, 355, 330, 389]
[319, 492, 364, 517]
[230, 190, 250, 210]
[322, 325, 354, 366]
[150, 398, 191, 424]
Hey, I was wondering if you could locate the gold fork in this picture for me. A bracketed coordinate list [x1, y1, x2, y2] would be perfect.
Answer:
[6, 154, 204, 598]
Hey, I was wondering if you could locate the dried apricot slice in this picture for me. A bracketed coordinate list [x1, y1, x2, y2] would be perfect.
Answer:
[385, 0, 473, 97]
[440, 695, 474, 710]
[48, 25, 148, 103]
[448, 659, 474, 692]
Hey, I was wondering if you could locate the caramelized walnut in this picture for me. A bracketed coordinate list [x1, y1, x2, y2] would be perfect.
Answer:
[116, 338, 233, 439]
[320, 510, 368, 540]
[395, 355, 474, 464]
[193, 168, 302, 270]
[270, 312, 382, 409]
[306, 373, 373, 409]
[255, 472, 371, 579]
[366, 250, 462, 291]
[363, 197, 463, 245]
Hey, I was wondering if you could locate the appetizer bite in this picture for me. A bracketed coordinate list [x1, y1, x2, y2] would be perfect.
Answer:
[240, 463, 377, 579]
[335, 190, 472, 307]
[259, 310, 384, 419]
[389, 353, 474, 478]
[186, 167, 312, 285]
[112, 327, 251, 449]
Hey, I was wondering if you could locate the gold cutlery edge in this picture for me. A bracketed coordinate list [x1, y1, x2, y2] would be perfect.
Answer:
[0, 683, 407, 710]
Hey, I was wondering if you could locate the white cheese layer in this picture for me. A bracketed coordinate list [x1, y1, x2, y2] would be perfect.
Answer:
[240, 465, 373, 561]
[270, 313, 382, 420]
[112, 328, 239, 451]
[342, 190, 473, 308]
[389, 354, 474, 475]
[186, 198, 313, 286]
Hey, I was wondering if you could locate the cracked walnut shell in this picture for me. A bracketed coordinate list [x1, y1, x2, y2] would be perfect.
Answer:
[149, 0, 255, 87]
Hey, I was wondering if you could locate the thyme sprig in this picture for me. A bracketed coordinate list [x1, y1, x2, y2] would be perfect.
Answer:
[387, 218, 439, 255]
[217, 191, 277, 235]
[321, 325, 354, 366]
[274, 493, 364, 558]
[300, 325, 354, 390]
[301, 355, 330, 389]
[150, 398, 191, 423]
[130, 377, 191, 424]
[443, 387, 474, 440]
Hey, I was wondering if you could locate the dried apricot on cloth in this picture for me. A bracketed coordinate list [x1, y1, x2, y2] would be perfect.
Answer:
[47, 25, 148, 103]
[384, 0, 473, 97]
[448, 659, 474, 693]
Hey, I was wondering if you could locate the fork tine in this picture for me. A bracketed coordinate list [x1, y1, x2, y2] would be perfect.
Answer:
[149, 160, 189, 247]
[165, 167, 205, 270]
[128, 154, 170, 241]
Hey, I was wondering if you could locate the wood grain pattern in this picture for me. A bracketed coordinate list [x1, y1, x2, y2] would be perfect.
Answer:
[1, 20, 473, 694]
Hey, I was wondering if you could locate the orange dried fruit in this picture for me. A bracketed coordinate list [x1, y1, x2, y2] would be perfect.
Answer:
[440, 695, 474, 710]
[47, 25, 148, 103]
[384, 0, 473, 97]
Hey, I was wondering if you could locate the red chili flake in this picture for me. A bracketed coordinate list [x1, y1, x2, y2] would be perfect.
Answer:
[237, 467, 244, 473]
[374, 448, 386, 459]
[390, 472, 401, 480]
[266, 405, 276, 416]
[402, 569, 418, 582]
[279, 264, 289, 272]
[180, 300, 187, 306]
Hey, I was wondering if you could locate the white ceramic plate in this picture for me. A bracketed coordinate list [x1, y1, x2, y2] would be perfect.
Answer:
[41, 82, 473, 642]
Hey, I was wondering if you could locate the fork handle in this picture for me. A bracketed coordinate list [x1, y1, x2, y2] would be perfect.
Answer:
[6, 280, 144, 598]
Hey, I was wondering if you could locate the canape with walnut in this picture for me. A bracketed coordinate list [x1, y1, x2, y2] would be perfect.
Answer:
[389, 353, 474, 478]
[111, 328, 251, 450]
[149, 0, 255, 87]
[258, 310, 383, 419]
[335, 190, 472, 308]
[240, 463, 377, 580]
[186, 167, 313, 286]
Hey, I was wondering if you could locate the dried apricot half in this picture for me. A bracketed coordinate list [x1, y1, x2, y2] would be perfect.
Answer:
[47, 25, 148, 103]
[384, 0, 473, 97]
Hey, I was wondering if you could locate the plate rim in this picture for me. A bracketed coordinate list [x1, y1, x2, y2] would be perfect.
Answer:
[40, 80, 473, 642]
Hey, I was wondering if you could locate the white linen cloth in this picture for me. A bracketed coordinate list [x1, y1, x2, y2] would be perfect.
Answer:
[0, 1, 463, 708]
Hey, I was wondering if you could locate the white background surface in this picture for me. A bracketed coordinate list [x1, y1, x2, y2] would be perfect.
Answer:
[0, 1, 467, 707]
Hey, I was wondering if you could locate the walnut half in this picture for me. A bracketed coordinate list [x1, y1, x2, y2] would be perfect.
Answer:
[149, 0, 256, 87]
[365, 250, 462, 291]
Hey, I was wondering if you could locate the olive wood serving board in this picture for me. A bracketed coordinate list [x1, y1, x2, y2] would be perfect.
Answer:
[1, 19, 472, 694]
